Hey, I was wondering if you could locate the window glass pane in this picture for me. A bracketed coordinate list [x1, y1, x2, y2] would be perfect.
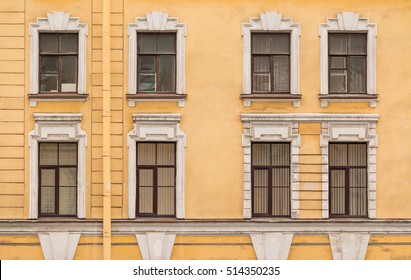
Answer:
[40, 34, 58, 53]
[138, 34, 156, 53]
[252, 144, 270, 166]
[139, 187, 153, 213]
[349, 169, 367, 216]
[138, 56, 155, 72]
[330, 144, 348, 166]
[253, 187, 268, 214]
[139, 169, 153, 186]
[271, 34, 290, 54]
[157, 187, 175, 215]
[59, 167, 77, 187]
[41, 186, 55, 214]
[137, 143, 156, 165]
[157, 143, 175, 165]
[348, 144, 367, 166]
[271, 143, 289, 166]
[59, 143, 77, 165]
[349, 34, 366, 54]
[349, 168, 367, 187]
[59, 34, 78, 53]
[252, 34, 270, 54]
[254, 169, 268, 187]
[61, 56, 77, 92]
[273, 55, 290, 92]
[330, 70, 347, 93]
[59, 187, 76, 215]
[252, 73, 270, 92]
[330, 170, 345, 215]
[272, 168, 289, 187]
[330, 57, 346, 69]
[349, 57, 366, 93]
[329, 34, 347, 54]
[41, 56, 58, 72]
[138, 74, 156, 92]
[40, 74, 58, 92]
[40, 143, 58, 165]
[158, 168, 175, 187]
[157, 34, 176, 53]
[41, 169, 55, 187]
[158, 55, 176, 92]
[272, 185, 290, 216]
[253, 56, 270, 72]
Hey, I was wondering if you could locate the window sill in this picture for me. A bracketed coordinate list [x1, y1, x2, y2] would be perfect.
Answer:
[319, 93, 378, 108]
[28, 93, 89, 107]
[127, 93, 187, 107]
[241, 93, 301, 108]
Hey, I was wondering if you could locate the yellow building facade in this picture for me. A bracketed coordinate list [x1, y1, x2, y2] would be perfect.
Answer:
[1, 0, 411, 260]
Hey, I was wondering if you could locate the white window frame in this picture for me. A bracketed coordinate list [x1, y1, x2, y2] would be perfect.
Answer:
[241, 114, 301, 219]
[242, 11, 300, 107]
[29, 12, 88, 106]
[29, 113, 87, 219]
[128, 114, 186, 219]
[320, 115, 379, 219]
[319, 12, 377, 107]
[128, 12, 186, 107]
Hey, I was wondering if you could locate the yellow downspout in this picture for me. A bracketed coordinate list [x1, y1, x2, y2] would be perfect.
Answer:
[102, 0, 111, 260]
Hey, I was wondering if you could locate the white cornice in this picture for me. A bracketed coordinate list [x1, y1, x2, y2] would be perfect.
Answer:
[241, 113, 379, 123]
[2, 220, 411, 235]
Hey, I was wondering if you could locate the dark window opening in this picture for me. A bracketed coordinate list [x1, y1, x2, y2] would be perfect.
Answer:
[136, 142, 176, 217]
[252, 143, 291, 217]
[329, 143, 368, 217]
[39, 142, 78, 217]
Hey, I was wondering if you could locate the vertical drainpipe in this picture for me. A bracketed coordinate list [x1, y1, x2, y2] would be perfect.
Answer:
[102, 0, 112, 260]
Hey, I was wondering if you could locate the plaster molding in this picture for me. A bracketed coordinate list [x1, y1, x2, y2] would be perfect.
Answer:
[136, 233, 176, 260]
[30, 12, 88, 95]
[251, 233, 293, 260]
[319, 12, 377, 106]
[128, 12, 186, 96]
[38, 232, 81, 260]
[329, 233, 370, 260]
[242, 12, 300, 99]
[241, 114, 300, 218]
[29, 113, 87, 219]
[320, 119, 378, 218]
[128, 114, 186, 219]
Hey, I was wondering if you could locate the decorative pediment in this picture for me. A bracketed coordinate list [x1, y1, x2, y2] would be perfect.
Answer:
[30, 12, 88, 33]
[323, 12, 375, 32]
[130, 11, 186, 33]
[244, 11, 300, 32]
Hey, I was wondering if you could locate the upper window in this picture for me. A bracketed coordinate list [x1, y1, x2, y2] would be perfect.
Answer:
[329, 143, 367, 217]
[128, 12, 186, 107]
[242, 12, 300, 107]
[329, 33, 366, 94]
[39, 143, 78, 217]
[319, 12, 377, 107]
[39, 33, 78, 93]
[137, 33, 176, 93]
[136, 142, 176, 217]
[29, 12, 88, 105]
[251, 33, 290, 93]
[252, 143, 291, 217]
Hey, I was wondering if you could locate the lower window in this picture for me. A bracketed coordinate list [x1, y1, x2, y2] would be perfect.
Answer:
[329, 143, 367, 217]
[252, 143, 291, 217]
[39, 142, 78, 217]
[136, 142, 176, 217]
